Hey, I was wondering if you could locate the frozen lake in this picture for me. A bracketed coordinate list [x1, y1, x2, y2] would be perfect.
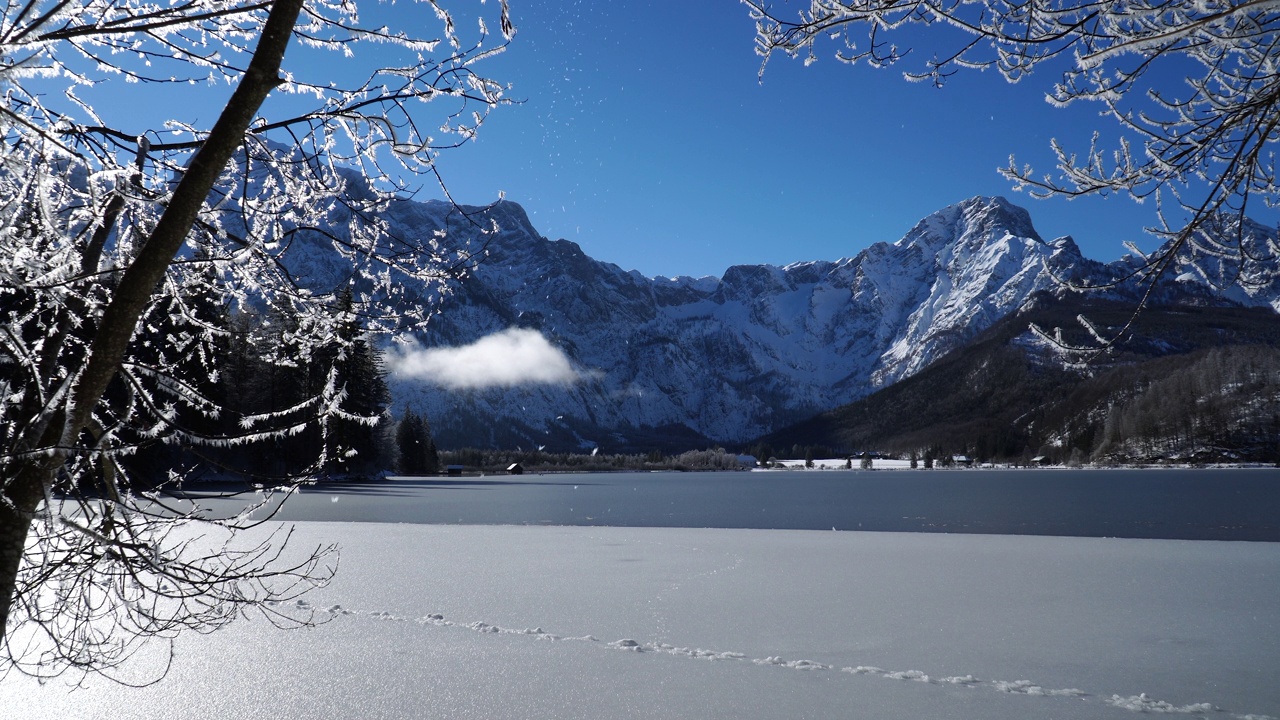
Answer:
[6, 469, 1279, 718]
[205, 467, 1280, 541]
[6, 524, 1279, 719]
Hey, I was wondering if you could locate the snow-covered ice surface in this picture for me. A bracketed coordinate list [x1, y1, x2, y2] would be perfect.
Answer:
[5, 523, 1279, 719]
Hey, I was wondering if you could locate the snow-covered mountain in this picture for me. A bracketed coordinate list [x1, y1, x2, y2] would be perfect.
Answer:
[312, 194, 1275, 450]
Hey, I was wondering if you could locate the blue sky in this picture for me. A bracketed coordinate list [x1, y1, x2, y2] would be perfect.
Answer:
[49, 0, 1207, 279]
[422, 0, 1178, 278]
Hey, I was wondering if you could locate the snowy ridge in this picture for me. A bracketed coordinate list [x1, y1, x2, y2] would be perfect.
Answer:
[285, 193, 1277, 448]
[1171, 215, 1280, 312]
[289, 601, 1270, 720]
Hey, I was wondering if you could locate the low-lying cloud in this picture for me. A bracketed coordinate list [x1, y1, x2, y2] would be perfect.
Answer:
[388, 328, 581, 390]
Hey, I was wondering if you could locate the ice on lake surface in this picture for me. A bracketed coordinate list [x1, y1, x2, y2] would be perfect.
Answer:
[6, 523, 1279, 719]
[207, 468, 1280, 541]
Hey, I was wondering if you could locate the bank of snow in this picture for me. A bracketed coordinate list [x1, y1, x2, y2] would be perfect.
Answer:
[6, 524, 1279, 720]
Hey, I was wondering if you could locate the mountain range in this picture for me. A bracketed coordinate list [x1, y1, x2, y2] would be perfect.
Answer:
[333, 194, 1278, 453]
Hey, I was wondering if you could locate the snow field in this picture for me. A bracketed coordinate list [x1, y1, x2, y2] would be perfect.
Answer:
[4, 523, 1278, 719]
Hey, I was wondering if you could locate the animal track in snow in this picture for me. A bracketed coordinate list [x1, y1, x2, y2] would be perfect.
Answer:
[343, 605, 1267, 719]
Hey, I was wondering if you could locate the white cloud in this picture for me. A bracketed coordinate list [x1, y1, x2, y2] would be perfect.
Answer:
[388, 328, 581, 390]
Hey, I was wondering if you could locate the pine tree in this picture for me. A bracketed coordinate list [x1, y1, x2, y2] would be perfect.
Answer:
[420, 413, 440, 476]
[396, 409, 423, 475]
[249, 304, 311, 477]
[117, 255, 233, 485]
[321, 287, 391, 479]
[396, 408, 439, 476]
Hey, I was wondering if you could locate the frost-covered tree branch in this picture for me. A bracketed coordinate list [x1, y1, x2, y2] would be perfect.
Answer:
[0, 0, 514, 681]
[745, 0, 1280, 345]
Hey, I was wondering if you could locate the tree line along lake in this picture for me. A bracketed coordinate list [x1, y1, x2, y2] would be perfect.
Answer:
[193, 468, 1280, 542]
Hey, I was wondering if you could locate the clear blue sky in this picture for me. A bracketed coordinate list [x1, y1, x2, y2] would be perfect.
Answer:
[48, 0, 1213, 279]
[422, 0, 1184, 279]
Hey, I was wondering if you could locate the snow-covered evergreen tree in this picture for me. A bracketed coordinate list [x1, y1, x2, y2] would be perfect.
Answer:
[317, 287, 392, 479]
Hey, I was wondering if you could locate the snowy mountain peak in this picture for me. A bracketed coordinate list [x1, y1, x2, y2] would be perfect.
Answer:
[853, 197, 1064, 386]
[895, 196, 1044, 254]
[282, 192, 1276, 450]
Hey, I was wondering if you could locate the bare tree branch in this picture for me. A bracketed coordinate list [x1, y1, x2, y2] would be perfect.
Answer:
[1, 0, 514, 681]
[745, 0, 1280, 348]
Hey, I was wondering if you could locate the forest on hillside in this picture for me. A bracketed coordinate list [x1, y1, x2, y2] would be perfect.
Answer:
[112, 287, 422, 486]
[1045, 345, 1280, 465]
[761, 300, 1280, 466]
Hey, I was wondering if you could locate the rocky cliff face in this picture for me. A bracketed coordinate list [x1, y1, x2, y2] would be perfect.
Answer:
[301, 194, 1274, 450]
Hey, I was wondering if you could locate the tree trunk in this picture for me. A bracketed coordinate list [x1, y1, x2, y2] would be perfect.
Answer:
[0, 503, 28, 642]
[0, 0, 306, 648]
[0, 457, 58, 641]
